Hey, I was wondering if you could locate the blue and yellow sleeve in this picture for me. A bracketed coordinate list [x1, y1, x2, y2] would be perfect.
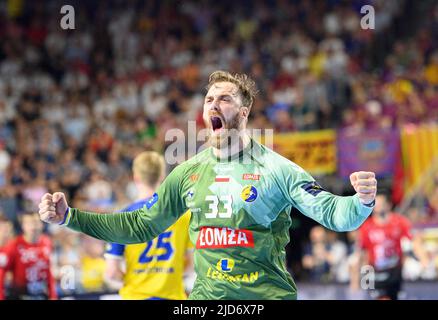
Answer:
[104, 243, 126, 259]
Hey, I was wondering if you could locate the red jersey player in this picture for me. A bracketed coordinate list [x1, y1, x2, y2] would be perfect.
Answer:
[0, 213, 14, 300]
[357, 194, 428, 300]
[0, 211, 57, 300]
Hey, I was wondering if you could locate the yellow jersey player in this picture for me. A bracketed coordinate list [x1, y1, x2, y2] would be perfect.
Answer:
[104, 151, 193, 300]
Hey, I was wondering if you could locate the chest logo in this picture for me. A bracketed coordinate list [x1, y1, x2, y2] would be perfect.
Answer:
[217, 258, 235, 272]
[187, 189, 195, 199]
[241, 185, 258, 203]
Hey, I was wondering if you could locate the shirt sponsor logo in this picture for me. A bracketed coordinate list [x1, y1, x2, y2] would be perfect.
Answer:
[242, 174, 260, 181]
[215, 176, 230, 183]
[241, 185, 258, 202]
[216, 258, 234, 272]
[196, 227, 254, 249]
[301, 181, 325, 197]
[206, 261, 260, 283]
[190, 174, 199, 182]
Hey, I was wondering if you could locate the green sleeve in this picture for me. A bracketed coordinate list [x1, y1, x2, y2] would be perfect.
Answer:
[280, 162, 373, 232]
[63, 164, 188, 244]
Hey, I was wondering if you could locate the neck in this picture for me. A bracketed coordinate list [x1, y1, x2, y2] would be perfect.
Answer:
[213, 131, 251, 159]
[136, 184, 156, 201]
[374, 213, 390, 225]
[23, 234, 39, 244]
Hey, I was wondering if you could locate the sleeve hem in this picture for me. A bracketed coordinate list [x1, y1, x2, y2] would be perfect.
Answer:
[354, 194, 374, 217]
[104, 253, 124, 260]
[59, 207, 73, 226]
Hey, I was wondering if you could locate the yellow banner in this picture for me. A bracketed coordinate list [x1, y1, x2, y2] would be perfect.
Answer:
[271, 130, 337, 175]
[401, 124, 438, 190]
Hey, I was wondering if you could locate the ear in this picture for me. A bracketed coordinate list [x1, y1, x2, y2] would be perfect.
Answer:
[133, 175, 142, 187]
[240, 106, 249, 119]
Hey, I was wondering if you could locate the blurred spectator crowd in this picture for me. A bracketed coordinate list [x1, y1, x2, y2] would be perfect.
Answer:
[300, 225, 438, 285]
[0, 0, 438, 296]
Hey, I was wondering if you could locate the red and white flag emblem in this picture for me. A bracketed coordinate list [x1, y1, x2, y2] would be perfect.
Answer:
[215, 176, 230, 183]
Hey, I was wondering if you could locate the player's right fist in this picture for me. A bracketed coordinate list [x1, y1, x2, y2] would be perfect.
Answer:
[38, 192, 69, 224]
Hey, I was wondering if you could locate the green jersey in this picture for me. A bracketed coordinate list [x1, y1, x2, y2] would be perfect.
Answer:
[62, 139, 373, 299]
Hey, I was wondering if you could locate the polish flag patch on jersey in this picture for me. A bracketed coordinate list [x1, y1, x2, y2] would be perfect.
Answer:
[196, 227, 254, 249]
[215, 176, 230, 183]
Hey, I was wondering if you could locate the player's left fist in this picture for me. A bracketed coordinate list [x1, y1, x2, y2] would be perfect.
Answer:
[349, 171, 377, 205]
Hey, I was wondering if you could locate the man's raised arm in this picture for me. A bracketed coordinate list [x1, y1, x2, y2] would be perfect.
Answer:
[282, 165, 377, 232]
[38, 166, 187, 244]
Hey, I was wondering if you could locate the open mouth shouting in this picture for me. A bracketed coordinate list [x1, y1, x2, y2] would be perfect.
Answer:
[210, 116, 224, 133]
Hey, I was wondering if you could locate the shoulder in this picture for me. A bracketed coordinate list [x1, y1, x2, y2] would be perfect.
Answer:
[392, 213, 411, 226]
[8, 237, 19, 247]
[256, 142, 311, 186]
[182, 147, 213, 167]
[40, 235, 53, 247]
[2, 238, 18, 256]
[357, 217, 373, 236]
[174, 210, 191, 228]
[123, 199, 148, 212]
[167, 147, 213, 178]
[256, 141, 307, 174]
[360, 218, 372, 230]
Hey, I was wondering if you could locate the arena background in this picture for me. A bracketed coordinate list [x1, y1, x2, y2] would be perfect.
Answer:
[0, 0, 437, 299]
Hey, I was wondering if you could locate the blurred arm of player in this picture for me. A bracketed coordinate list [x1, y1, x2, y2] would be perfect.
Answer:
[349, 225, 370, 293]
[0, 241, 14, 300]
[349, 247, 368, 292]
[0, 255, 8, 300]
[411, 230, 430, 270]
[399, 215, 430, 269]
[104, 256, 124, 291]
[183, 249, 195, 295]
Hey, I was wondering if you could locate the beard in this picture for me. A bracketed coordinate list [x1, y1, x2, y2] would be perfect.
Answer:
[205, 111, 242, 149]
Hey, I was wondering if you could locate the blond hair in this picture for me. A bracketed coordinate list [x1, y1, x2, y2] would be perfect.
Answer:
[206, 70, 258, 111]
[132, 151, 165, 187]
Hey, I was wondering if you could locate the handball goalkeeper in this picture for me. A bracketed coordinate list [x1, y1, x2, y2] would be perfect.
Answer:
[39, 71, 377, 300]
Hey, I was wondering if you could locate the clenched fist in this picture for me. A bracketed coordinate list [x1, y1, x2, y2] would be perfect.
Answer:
[349, 171, 377, 205]
[38, 192, 69, 224]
